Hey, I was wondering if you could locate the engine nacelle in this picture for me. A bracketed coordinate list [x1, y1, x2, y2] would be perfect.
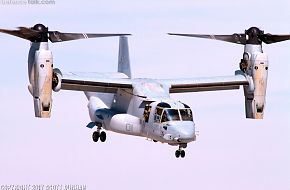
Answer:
[243, 52, 268, 119]
[52, 68, 62, 92]
[32, 49, 53, 118]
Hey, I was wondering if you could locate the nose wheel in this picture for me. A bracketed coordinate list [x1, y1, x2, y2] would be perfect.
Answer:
[175, 149, 185, 158]
[175, 144, 187, 158]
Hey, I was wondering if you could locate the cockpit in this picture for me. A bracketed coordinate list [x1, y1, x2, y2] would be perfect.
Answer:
[154, 102, 193, 123]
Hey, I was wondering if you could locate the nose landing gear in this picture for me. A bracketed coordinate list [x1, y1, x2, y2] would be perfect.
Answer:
[175, 149, 185, 158]
[175, 144, 187, 158]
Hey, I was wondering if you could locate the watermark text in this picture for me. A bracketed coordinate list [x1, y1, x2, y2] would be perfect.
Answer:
[1, 0, 56, 5]
[0, 185, 86, 190]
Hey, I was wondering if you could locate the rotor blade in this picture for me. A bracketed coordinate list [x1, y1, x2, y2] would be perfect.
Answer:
[48, 31, 131, 43]
[168, 33, 246, 45]
[0, 27, 39, 41]
[260, 34, 290, 44]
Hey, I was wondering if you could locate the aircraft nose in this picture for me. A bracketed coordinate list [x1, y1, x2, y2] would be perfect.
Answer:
[180, 124, 195, 138]
[173, 122, 196, 142]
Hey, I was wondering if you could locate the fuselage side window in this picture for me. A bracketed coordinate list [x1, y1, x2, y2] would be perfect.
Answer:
[143, 105, 151, 123]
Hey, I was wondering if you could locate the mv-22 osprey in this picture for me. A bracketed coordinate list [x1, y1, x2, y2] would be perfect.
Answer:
[1, 24, 290, 158]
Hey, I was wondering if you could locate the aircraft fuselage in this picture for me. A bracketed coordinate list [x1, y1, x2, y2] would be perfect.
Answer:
[86, 80, 196, 147]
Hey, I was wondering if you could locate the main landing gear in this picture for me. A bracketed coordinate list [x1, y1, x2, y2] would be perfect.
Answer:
[175, 144, 187, 158]
[92, 123, 106, 143]
[92, 131, 106, 142]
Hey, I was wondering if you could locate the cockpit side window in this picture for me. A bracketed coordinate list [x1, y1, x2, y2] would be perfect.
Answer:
[161, 111, 168, 123]
[180, 109, 193, 121]
[154, 107, 163, 123]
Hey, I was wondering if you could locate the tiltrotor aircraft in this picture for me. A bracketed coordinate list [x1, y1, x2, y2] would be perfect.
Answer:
[1, 24, 289, 158]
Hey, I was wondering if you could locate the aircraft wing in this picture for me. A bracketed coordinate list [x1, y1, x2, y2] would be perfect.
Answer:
[60, 72, 133, 93]
[159, 73, 250, 93]
[60, 71, 250, 94]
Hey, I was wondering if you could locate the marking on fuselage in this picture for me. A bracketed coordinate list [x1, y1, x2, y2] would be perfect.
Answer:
[126, 123, 133, 132]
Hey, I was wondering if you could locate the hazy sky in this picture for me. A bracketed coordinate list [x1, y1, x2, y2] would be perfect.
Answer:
[0, 1, 289, 190]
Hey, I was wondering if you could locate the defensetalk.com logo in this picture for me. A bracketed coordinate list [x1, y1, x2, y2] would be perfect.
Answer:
[1, 0, 55, 5]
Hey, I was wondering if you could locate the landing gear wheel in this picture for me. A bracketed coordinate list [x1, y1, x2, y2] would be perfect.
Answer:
[175, 144, 187, 158]
[175, 150, 180, 158]
[180, 150, 185, 158]
[92, 131, 100, 142]
[100, 131, 106, 142]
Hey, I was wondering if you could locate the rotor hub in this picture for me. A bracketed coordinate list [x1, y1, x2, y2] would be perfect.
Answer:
[245, 27, 264, 44]
[32, 23, 48, 32]
[30, 24, 49, 42]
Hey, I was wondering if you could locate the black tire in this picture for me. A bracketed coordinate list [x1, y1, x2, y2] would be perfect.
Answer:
[92, 131, 99, 142]
[180, 150, 185, 158]
[100, 131, 106, 142]
[175, 150, 180, 158]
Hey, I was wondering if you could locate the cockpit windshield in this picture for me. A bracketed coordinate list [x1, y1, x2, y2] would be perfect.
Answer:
[161, 109, 180, 122]
[179, 109, 193, 121]
[154, 108, 193, 123]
